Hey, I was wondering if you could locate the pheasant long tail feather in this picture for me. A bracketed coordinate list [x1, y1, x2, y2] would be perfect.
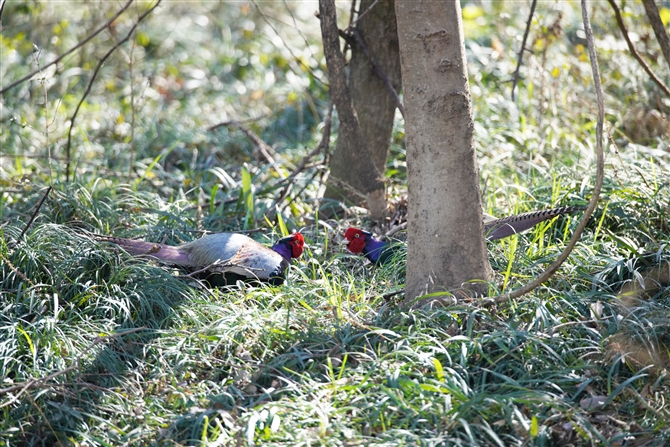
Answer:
[485, 206, 582, 241]
[95, 235, 192, 265]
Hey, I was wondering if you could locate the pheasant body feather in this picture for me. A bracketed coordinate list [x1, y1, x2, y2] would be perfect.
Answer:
[96, 232, 303, 285]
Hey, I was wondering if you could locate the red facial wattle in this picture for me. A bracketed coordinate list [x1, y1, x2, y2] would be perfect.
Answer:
[290, 233, 305, 258]
[344, 228, 368, 254]
[347, 236, 366, 254]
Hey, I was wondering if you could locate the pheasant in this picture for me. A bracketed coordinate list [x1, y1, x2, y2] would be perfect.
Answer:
[344, 205, 581, 265]
[95, 231, 305, 285]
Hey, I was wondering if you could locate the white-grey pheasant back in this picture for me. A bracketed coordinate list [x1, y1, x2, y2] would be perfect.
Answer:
[95, 232, 305, 285]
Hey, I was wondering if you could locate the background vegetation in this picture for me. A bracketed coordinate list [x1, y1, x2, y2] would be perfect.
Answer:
[1, 1, 669, 445]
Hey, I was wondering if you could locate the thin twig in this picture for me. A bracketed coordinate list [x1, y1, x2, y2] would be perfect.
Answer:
[10, 186, 51, 249]
[510, 0, 537, 101]
[348, 0, 379, 30]
[250, 0, 325, 85]
[207, 114, 269, 132]
[267, 100, 334, 213]
[282, 0, 320, 64]
[64, 0, 161, 182]
[350, 28, 405, 117]
[482, 0, 605, 306]
[0, 153, 68, 160]
[127, 27, 138, 181]
[607, 0, 670, 97]
[348, 0, 357, 28]
[628, 385, 668, 419]
[0, 327, 147, 408]
[0, 0, 134, 95]
[280, 168, 323, 213]
[223, 121, 288, 179]
[549, 317, 612, 335]
[341, 0, 358, 60]
[343, 307, 374, 331]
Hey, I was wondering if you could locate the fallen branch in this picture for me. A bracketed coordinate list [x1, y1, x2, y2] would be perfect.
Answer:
[385, 221, 407, 238]
[0, 252, 35, 287]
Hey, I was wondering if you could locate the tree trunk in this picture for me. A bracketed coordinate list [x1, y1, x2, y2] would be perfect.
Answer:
[641, 0, 670, 71]
[323, 0, 401, 220]
[395, 0, 493, 304]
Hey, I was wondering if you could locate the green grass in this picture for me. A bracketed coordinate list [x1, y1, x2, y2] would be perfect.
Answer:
[2, 170, 669, 445]
[2, 1, 670, 446]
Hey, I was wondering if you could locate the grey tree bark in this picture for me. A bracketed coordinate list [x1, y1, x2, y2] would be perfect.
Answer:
[395, 0, 493, 304]
[322, 0, 402, 220]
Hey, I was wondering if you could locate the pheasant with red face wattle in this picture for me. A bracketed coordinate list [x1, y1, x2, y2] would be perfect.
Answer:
[344, 206, 582, 265]
[96, 232, 305, 285]
[344, 227, 396, 265]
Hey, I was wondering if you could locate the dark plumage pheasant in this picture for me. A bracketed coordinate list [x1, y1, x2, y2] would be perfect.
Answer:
[344, 206, 581, 265]
[96, 232, 305, 285]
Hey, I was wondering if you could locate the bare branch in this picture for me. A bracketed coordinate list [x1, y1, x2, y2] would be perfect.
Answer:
[250, 0, 325, 85]
[0, 0, 7, 23]
[268, 100, 334, 213]
[207, 114, 269, 132]
[350, 28, 405, 117]
[226, 121, 288, 179]
[608, 0, 670, 97]
[511, 0, 537, 101]
[349, 0, 379, 29]
[64, 1, 162, 182]
[483, 0, 605, 306]
[0, 0, 134, 95]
